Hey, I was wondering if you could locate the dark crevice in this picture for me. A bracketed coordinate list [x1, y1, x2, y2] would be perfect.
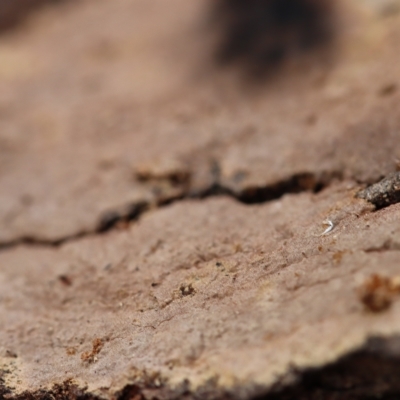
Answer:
[233, 172, 333, 204]
[114, 170, 328, 221]
[260, 345, 400, 400]
[3, 340, 400, 399]
[97, 201, 149, 233]
[0, 169, 342, 251]
[0, 233, 85, 250]
[193, 172, 337, 203]
[118, 384, 145, 400]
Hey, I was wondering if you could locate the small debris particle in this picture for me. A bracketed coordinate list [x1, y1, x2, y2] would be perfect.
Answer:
[5, 350, 17, 358]
[332, 251, 345, 265]
[320, 219, 334, 236]
[179, 283, 195, 296]
[149, 239, 163, 254]
[135, 161, 190, 186]
[358, 274, 400, 312]
[357, 172, 400, 209]
[216, 262, 223, 267]
[66, 347, 76, 356]
[104, 263, 112, 271]
[81, 338, 104, 364]
[58, 274, 72, 286]
[234, 243, 243, 253]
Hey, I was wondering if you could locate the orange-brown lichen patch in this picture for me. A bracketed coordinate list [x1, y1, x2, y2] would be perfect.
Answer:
[358, 274, 400, 312]
[66, 347, 76, 356]
[80, 338, 104, 364]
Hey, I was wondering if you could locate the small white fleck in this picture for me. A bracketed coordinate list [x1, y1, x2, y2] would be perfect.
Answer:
[320, 219, 334, 236]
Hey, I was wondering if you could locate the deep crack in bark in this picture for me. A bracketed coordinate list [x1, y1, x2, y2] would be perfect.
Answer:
[3, 168, 400, 252]
[0, 169, 341, 250]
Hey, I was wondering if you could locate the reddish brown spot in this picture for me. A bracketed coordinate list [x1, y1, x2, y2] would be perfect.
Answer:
[66, 347, 76, 356]
[58, 275, 72, 286]
[81, 338, 104, 363]
[332, 251, 345, 265]
[358, 274, 400, 312]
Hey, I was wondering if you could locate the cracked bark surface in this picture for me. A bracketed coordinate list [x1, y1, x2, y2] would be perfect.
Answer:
[1, 0, 400, 243]
[2, 0, 400, 399]
[2, 183, 400, 399]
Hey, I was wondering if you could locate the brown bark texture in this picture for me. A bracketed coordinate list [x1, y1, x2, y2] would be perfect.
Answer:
[1, 0, 400, 399]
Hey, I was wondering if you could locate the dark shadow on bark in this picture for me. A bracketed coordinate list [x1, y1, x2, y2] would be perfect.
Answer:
[260, 340, 400, 400]
[0, 0, 69, 32]
[211, 0, 337, 79]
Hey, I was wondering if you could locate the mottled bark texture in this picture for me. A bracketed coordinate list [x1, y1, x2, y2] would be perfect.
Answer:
[1, 0, 400, 399]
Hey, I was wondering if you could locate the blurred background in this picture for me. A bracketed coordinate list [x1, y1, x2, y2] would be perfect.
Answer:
[0, 0, 399, 244]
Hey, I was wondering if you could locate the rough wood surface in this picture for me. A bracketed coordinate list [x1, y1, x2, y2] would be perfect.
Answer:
[1, 0, 400, 243]
[1, 0, 400, 399]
